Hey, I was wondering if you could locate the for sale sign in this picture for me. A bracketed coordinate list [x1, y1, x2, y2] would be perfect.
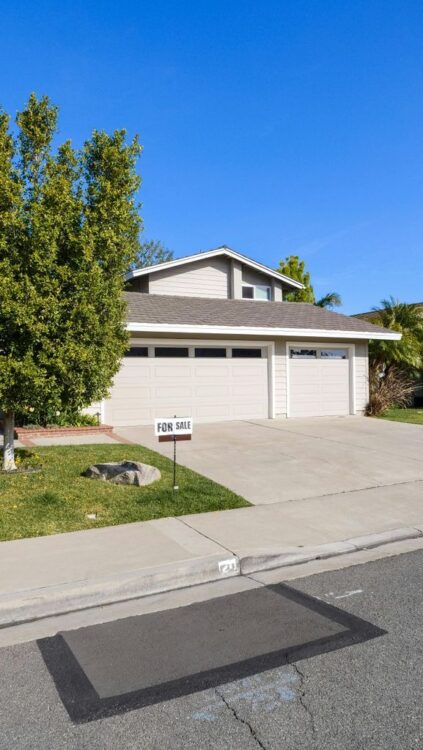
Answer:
[154, 417, 193, 437]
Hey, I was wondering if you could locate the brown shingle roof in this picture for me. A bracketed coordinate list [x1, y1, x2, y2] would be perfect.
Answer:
[124, 292, 394, 336]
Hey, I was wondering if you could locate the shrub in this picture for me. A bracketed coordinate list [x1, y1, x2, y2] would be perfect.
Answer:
[367, 366, 416, 416]
[15, 407, 99, 428]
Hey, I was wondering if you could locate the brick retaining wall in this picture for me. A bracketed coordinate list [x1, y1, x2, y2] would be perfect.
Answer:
[15, 425, 113, 439]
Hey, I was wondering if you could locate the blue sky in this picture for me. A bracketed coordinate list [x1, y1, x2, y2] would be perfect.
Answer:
[1, 1, 422, 313]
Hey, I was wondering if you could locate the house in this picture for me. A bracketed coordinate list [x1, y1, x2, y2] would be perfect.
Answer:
[95, 246, 401, 426]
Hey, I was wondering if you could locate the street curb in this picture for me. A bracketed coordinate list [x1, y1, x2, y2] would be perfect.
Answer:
[0, 553, 240, 628]
[1, 526, 421, 629]
[239, 526, 423, 574]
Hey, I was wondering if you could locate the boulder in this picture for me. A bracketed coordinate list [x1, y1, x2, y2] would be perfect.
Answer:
[83, 461, 161, 486]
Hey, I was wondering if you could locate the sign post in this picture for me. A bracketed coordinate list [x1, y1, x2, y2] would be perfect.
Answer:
[154, 417, 193, 492]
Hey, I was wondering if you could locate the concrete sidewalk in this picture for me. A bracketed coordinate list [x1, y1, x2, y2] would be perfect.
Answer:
[1, 480, 422, 628]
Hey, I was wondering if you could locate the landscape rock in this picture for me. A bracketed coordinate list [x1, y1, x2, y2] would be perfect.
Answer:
[83, 461, 161, 486]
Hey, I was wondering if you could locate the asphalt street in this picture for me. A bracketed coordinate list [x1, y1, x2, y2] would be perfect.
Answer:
[0, 549, 422, 749]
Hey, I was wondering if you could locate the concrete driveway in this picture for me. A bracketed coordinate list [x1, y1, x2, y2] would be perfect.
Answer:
[116, 417, 423, 506]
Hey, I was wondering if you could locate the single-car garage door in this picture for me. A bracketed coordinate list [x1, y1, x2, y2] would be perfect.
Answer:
[105, 344, 269, 426]
[289, 346, 351, 418]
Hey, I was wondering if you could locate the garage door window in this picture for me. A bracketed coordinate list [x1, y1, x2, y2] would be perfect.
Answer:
[290, 348, 317, 359]
[290, 348, 349, 359]
[154, 347, 189, 358]
[232, 348, 262, 358]
[124, 347, 148, 357]
[319, 349, 348, 359]
[195, 348, 227, 358]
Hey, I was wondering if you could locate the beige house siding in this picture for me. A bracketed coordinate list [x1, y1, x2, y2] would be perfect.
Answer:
[242, 267, 273, 287]
[354, 340, 369, 413]
[274, 340, 288, 416]
[127, 256, 287, 301]
[232, 260, 243, 298]
[272, 280, 283, 301]
[149, 257, 230, 298]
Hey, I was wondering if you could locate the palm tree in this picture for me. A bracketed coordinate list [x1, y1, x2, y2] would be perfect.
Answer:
[315, 292, 342, 309]
[366, 297, 423, 373]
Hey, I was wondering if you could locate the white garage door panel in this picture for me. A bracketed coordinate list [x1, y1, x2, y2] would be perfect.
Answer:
[105, 352, 269, 426]
[194, 366, 229, 380]
[289, 354, 350, 418]
[154, 365, 191, 378]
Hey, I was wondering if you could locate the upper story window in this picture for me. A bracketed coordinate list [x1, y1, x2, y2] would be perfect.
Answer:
[242, 284, 271, 301]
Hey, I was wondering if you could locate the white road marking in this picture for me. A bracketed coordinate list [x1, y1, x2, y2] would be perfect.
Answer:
[327, 588, 363, 600]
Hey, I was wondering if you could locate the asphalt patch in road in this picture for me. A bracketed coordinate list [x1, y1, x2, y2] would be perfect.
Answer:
[38, 583, 386, 723]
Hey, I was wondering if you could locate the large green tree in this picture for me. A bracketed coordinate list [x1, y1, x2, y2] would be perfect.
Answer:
[0, 94, 142, 470]
[132, 238, 173, 269]
[278, 255, 342, 308]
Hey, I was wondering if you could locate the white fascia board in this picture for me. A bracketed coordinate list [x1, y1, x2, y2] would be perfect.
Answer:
[126, 322, 401, 341]
[125, 247, 305, 290]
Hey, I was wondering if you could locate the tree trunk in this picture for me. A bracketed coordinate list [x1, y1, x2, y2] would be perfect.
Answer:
[3, 410, 16, 471]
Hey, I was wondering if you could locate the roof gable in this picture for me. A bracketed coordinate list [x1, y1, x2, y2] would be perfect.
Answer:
[125, 246, 304, 290]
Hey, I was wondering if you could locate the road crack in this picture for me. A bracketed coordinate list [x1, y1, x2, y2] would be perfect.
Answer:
[215, 687, 267, 749]
[290, 661, 317, 743]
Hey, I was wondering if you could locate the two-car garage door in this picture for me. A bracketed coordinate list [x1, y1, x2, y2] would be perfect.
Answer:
[105, 344, 269, 426]
[288, 346, 351, 418]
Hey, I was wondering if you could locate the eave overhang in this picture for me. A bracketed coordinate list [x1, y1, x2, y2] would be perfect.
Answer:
[126, 322, 401, 341]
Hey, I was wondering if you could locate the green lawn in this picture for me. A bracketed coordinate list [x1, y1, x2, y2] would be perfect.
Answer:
[0, 444, 249, 542]
[378, 407, 423, 425]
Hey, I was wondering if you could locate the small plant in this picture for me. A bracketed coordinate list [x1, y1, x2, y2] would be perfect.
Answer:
[16, 408, 99, 428]
[69, 413, 99, 427]
[367, 366, 416, 416]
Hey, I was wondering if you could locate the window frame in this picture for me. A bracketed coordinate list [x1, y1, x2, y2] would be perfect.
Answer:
[242, 283, 271, 301]
[241, 285, 254, 299]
